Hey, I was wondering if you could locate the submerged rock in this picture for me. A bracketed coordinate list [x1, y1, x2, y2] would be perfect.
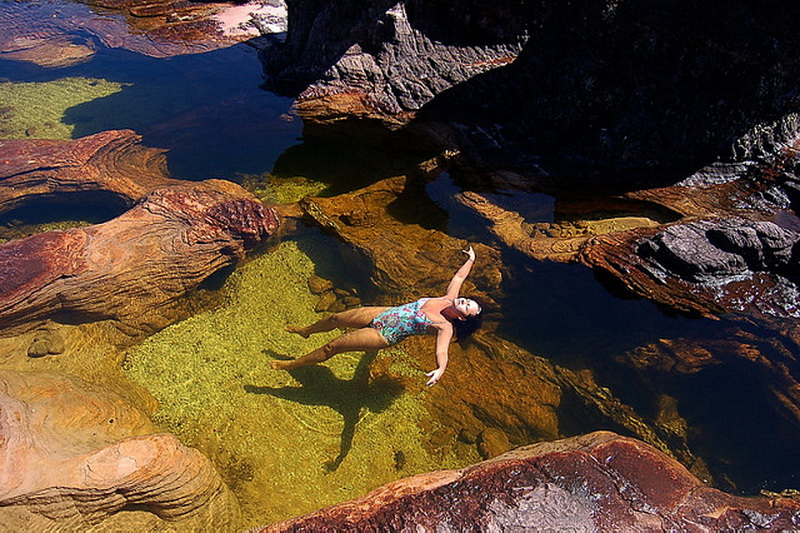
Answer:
[260, 431, 800, 531]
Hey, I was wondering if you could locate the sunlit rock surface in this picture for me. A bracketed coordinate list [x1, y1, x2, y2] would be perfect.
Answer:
[0, 369, 239, 530]
[0, 130, 174, 213]
[0, 181, 278, 335]
[0, 0, 287, 65]
[0, 132, 280, 335]
[261, 431, 800, 531]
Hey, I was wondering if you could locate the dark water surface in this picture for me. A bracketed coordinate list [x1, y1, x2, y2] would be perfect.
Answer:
[2, 0, 799, 523]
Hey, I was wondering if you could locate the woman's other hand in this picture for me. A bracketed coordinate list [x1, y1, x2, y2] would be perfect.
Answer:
[426, 367, 445, 386]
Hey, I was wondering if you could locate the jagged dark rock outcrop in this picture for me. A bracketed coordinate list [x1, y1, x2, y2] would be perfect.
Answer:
[262, 0, 800, 190]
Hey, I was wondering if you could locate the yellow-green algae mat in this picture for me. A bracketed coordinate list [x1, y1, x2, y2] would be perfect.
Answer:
[123, 238, 479, 528]
[0, 77, 125, 140]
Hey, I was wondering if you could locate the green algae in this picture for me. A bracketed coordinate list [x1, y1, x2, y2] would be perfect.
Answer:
[123, 236, 479, 528]
[0, 77, 125, 140]
[241, 173, 329, 205]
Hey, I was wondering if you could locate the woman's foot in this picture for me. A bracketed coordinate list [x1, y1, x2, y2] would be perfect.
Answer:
[285, 325, 310, 338]
[270, 360, 291, 370]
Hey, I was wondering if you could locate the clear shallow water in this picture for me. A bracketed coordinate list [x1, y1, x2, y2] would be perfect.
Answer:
[2, 0, 800, 527]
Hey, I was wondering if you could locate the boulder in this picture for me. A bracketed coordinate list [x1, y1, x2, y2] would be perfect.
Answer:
[260, 431, 800, 531]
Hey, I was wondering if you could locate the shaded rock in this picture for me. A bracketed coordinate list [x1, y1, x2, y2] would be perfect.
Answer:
[476, 427, 511, 460]
[262, 1, 526, 127]
[0, 369, 239, 530]
[0, 179, 279, 336]
[260, 431, 800, 531]
[307, 275, 334, 294]
[262, 0, 800, 190]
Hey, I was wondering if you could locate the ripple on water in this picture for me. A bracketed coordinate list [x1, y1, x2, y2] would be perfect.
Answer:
[122, 236, 479, 527]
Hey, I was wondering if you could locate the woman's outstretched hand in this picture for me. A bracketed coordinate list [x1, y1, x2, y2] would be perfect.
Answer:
[426, 367, 445, 386]
[463, 245, 476, 262]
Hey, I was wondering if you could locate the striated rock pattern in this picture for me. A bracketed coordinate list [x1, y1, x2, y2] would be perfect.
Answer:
[0, 179, 279, 335]
[0, 369, 239, 530]
[0, 130, 175, 214]
[261, 431, 800, 531]
[263, 0, 527, 127]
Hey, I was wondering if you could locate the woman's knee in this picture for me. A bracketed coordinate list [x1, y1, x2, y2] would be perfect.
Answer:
[320, 341, 340, 360]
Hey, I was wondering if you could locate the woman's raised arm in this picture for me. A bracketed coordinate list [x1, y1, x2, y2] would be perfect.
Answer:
[444, 246, 476, 300]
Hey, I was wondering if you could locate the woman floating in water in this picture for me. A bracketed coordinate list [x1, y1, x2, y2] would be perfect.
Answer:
[273, 246, 484, 386]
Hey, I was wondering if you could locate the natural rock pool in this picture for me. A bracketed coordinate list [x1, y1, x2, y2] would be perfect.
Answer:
[2, 0, 800, 530]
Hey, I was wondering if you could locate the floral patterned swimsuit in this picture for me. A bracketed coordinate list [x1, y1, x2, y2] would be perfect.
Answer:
[370, 298, 438, 345]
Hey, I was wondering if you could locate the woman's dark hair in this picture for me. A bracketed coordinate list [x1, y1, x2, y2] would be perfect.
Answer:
[452, 296, 484, 344]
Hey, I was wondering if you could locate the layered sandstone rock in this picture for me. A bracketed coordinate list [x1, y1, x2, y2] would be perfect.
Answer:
[261, 431, 800, 531]
[0, 369, 239, 530]
[0, 132, 280, 336]
[0, 130, 174, 214]
[0, 180, 279, 335]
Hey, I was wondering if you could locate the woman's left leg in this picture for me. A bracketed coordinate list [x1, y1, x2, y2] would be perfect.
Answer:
[271, 327, 390, 370]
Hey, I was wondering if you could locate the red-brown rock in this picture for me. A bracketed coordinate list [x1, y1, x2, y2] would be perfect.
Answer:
[0, 180, 279, 335]
[0, 130, 174, 214]
[261, 431, 800, 532]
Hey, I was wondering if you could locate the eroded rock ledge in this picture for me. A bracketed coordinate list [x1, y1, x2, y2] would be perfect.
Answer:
[0, 132, 280, 336]
[261, 431, 800, 531]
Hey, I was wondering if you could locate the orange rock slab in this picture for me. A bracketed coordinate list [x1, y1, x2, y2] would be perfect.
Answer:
[0, 369, 239, 530]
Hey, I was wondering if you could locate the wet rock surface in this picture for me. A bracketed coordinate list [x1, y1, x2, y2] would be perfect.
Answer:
[0, 0, 286, 65]
[0, 369, 239, 531]
[261, 431, 800, 531]
[0, 133, 280, 336]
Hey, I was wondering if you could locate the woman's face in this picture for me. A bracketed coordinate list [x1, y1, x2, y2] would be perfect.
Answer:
[454, 298, 481, 318]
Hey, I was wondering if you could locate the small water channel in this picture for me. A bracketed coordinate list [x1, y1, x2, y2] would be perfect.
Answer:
[2, 0, 799, 528]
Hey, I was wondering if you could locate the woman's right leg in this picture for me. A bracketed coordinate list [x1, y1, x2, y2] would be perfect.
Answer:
[271, 327, 390, 370]
[286, 306, 388, 337]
